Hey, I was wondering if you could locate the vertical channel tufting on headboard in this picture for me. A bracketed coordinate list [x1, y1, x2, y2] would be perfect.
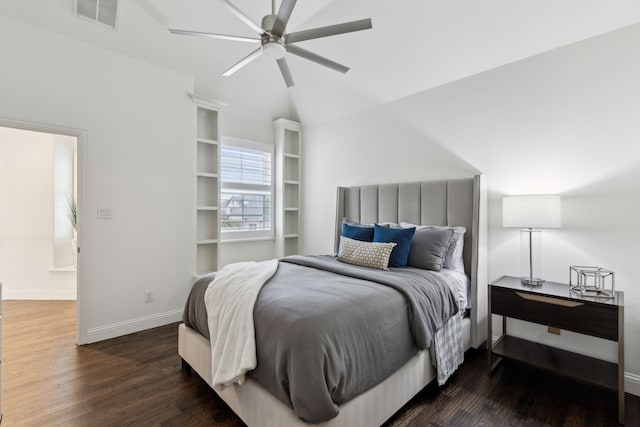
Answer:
[334, 176, 487, 349]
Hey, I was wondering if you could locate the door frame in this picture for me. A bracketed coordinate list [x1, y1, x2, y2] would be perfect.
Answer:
[0, 118, 88, 345]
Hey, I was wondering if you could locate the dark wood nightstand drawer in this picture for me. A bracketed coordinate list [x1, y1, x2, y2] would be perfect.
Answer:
[491, 286, 618, 340]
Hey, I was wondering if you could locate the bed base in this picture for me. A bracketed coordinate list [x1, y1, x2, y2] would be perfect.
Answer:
[178, 319, 471, 426]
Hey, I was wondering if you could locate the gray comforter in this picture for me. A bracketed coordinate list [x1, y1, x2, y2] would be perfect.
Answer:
[182, 255, 459, 423]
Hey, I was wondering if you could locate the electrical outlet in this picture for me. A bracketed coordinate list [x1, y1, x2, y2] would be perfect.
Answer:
[97, 206, 112, 219]
[144, 290, 154, 303]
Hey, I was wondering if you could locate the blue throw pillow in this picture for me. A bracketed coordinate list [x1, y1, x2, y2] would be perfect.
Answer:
[342, 221, 374, 242]
[373, 224, 416, 267]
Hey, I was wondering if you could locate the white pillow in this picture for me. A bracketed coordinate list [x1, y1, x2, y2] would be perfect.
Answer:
[400, 222, 466, 273]
[337, 236, 396, 270]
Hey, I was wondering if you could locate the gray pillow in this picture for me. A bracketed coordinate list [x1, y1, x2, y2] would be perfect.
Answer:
[407, 227, 455, 271]
[401, 223, 466, 273]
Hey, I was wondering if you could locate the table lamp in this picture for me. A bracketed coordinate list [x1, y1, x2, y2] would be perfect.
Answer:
[502, 195, 561, 285]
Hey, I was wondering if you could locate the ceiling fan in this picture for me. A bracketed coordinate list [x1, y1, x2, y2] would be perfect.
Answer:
[169, 0, 373, 87]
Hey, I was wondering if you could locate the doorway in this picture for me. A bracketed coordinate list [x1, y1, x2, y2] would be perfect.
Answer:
[0, 120, 86, 344]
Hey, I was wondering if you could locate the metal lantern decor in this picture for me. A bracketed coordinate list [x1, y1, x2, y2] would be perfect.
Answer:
[569, 265, 615, 299]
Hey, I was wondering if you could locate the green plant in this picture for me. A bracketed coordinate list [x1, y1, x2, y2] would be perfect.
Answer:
[68, 197, 77, 231]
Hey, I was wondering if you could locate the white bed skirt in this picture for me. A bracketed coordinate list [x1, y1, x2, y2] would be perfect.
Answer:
[178, 318, 471, 426]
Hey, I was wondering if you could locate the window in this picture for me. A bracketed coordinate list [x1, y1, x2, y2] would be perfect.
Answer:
[220, 137, 274, 241]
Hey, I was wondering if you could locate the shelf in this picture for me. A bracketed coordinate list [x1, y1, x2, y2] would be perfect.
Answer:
[275, 119, 301, 258]
[197, 107, 218, 141]
[197, 243, 218, 274]
[492, 335, 618, 392]
[195, 97, 221, 275]
[197, 239, 219, 245]
[284, 238, 298, 256]
[197, 176, 218, 206]
[48, 266, 77, 272]
[197, 138, 218, 145]
[196, 173, 218, 180]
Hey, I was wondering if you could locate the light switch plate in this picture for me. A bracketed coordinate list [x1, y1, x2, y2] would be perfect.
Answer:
[97, 206, 112, 219]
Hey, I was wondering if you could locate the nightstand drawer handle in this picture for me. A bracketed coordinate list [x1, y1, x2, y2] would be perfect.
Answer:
[515, 292, 584, 307]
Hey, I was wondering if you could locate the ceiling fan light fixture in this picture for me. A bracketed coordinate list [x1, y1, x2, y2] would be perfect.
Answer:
[263, 41, 286, 59]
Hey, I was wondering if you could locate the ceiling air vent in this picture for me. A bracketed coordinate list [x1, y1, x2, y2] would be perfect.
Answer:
[74, 0, 119, 29]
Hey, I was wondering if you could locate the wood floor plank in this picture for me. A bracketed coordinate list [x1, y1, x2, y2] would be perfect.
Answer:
[1, 300, 637, 426]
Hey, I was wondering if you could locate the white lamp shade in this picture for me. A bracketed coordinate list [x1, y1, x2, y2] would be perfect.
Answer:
[502, 195, 561, 228]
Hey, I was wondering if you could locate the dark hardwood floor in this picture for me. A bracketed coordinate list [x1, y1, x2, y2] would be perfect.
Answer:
[2, 300, 637, 426]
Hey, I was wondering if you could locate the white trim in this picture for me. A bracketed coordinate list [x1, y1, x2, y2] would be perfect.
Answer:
[0, 117, 88, 344]
[3, 289, 76, 300]
[272, 118, 302, 131]
[49, 266, 77, 272]
[625, 372, 640, 396]
[190, 94, 227, 110]
[221, 135, 274, 153]
[220, 237, 275, 244]
[87, 309, 183, 343]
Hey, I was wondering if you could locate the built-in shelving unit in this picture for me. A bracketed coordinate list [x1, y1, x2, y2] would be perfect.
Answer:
[274, 119, 302, 258]
[192, 95, 224, 274]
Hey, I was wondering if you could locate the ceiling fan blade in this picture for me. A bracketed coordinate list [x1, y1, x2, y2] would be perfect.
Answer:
[286, 45, 349, 74]
[169, 29, 260, 43]
[272, 0, 297, 36]
[276, 57, 295, 87]
[222, 0, 264, 35]
[222, 47, 264, 77]
[287, 18, 372, 44]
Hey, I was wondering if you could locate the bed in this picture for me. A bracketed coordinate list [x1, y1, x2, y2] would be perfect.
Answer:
[179, 175, 488, 426]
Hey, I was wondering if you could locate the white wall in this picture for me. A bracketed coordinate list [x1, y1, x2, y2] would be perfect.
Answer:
[0, 15, 197, 342]
[302, 24, 640, 394]
[0, 127, 75, 299]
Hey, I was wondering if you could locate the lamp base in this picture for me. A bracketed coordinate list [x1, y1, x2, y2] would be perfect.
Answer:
[521, 276, 544, 286]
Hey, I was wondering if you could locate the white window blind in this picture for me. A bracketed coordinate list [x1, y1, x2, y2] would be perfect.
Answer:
[220, 137, 273, 240]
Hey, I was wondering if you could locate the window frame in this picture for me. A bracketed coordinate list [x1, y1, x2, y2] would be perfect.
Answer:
[219, 136, 275, 242]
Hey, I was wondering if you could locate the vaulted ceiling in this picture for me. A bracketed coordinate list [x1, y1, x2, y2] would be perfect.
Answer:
[2, 0, 640, 125]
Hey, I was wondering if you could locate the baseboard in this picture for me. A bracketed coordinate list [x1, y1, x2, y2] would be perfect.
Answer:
[87, 308, 183, 343]
[3, 289, 76, 300]
[625, 372, 640, 397]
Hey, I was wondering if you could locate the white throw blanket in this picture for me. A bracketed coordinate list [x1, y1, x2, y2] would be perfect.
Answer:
[204, 259, 279, 389]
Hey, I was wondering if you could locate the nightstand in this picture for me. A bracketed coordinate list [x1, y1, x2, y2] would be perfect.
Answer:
[487, 275, 624, 425]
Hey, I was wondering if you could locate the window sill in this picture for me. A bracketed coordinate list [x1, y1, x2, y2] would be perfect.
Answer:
[221, 236, 275, 244]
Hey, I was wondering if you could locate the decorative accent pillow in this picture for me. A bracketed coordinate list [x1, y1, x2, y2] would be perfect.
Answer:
[407, 227, 455, 271]
[342, 218, 374, 242]
[337, 236, 396, 270]
[401, 223, 466, 272]
[373, 224, 416, 268]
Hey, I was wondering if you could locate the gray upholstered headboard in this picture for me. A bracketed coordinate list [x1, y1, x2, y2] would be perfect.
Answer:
[334, 176, 488, 349]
